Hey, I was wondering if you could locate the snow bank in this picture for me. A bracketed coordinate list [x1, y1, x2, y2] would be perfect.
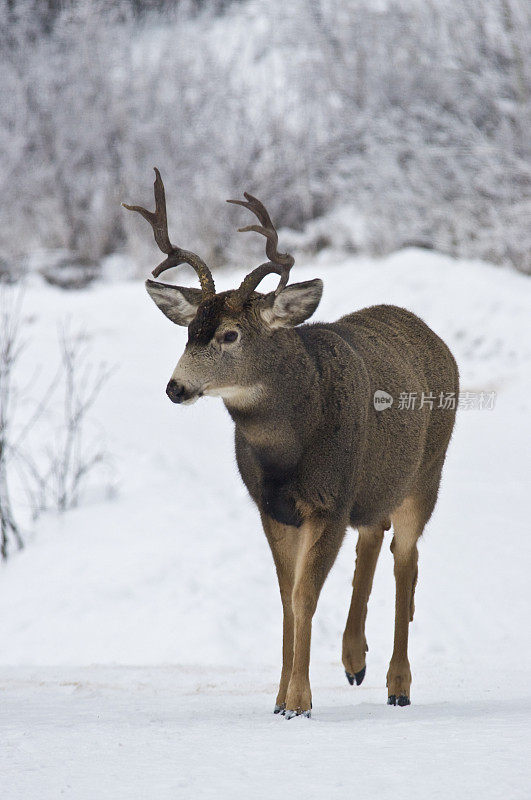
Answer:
[1, 250, 529, 798]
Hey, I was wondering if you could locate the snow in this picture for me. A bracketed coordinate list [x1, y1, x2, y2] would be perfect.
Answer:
[1, 249, 530, 798]
[3, 665, 530, 800]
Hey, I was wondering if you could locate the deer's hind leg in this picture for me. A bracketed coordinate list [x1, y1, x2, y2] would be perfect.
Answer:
[342, 524, 385, 686]
[387, 495, 424, 706]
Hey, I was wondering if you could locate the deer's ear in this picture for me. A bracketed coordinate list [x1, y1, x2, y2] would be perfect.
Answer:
[145, 279, 202, 326]
[260, 279, 323, 328]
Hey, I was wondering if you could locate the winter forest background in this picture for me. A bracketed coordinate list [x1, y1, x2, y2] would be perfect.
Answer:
[1, 0, 530, 279]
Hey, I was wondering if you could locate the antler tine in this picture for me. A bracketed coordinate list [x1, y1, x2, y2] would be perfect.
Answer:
[227, 192, 294, 269]
[123, 168, 215, 298]
[227, 192, 294, 304]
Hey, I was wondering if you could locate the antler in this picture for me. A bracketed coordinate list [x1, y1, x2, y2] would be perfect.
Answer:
[123, 168, 215, 298]
[226, 192, 294, 304]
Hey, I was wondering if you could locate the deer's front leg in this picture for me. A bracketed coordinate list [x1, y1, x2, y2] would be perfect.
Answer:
[261, 514, 299, 713]
[284, 517, 345, 718]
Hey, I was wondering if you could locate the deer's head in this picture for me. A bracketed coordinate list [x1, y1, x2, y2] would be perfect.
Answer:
[124, 169, 322, 406]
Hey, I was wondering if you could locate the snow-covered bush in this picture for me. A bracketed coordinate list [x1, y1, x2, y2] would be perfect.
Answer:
[0, 0, 529, 273]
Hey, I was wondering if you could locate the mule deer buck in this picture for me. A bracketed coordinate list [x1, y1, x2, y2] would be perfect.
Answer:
[124, 169, 459, 718]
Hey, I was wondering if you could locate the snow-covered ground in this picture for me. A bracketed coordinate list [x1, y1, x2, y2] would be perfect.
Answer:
[1, 250, 530, 799]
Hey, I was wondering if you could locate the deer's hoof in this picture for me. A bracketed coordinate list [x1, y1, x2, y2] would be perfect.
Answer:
[273, 703, 285, 714]
[345, 665, 366, 686]
[284, 708, 311, 720]
[387, 694, 411, 706]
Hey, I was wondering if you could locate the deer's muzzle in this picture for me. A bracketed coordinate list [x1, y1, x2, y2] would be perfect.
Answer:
[166, 379, 200, 405]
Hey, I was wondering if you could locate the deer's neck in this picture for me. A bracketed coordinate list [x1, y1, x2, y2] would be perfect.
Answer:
[223, 328, 318, 466]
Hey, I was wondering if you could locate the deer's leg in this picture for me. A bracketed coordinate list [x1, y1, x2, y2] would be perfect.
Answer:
[387, 496, 423, 706]
[342, 524, 385, 686]
[261, 514, 300, 713]
[284, 517, 345, 718]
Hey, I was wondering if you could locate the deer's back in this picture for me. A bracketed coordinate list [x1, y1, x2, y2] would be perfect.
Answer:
[299, 304, 459, 526]
[336, 303, 458, 403]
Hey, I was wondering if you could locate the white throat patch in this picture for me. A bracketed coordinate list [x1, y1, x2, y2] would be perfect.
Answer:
[204, 383, 266, 409]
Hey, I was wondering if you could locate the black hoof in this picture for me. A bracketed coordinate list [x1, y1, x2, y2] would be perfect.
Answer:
[274, 703, 285, 714]
[345, 665, 366, 686]
[388, 694, 410, 706]
[284, 708, 311, 720]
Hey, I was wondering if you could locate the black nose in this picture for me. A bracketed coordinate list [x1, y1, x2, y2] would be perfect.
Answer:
[166, 379, 187, 404]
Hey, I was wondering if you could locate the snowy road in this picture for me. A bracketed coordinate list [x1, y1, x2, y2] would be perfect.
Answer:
[2, 664, 530, 800]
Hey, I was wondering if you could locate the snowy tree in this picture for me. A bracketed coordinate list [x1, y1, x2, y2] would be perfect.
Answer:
[0, 0, 529, 274]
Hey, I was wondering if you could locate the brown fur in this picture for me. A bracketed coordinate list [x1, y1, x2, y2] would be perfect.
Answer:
[131, 172, 459, 717]
[147, 283, 458, 716]
[225, 301, 458, 714]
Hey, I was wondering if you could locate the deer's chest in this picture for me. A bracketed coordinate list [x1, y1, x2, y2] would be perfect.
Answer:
[234, 425, 304, 527]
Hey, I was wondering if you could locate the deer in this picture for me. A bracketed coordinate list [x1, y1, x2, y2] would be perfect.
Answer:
[124, 169, 459, 718]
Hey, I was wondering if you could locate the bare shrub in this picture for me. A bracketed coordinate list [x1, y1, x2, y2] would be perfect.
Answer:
[47, 327, 114, 513]
[0, 288, 113, 558]
[0, 291, 25, 558]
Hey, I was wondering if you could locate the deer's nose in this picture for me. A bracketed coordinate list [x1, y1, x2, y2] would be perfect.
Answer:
[166, 379, 188, 404]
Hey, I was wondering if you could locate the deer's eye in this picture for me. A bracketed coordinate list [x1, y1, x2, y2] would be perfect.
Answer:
[223, 330, 239, 344]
